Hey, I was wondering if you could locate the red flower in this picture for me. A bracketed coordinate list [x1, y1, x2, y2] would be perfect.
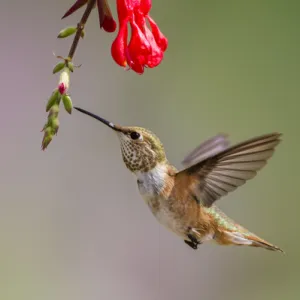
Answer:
[111, 0, 168, 74]
[62, 0, 168, 74]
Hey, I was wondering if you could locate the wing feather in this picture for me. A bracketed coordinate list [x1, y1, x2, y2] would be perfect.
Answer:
[181, 134, 230, 168]
[177, 133, 282, 207]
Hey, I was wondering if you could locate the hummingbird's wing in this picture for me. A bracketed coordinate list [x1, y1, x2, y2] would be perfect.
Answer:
[176, 133, 282, 207]
[181, 134, 231, 168]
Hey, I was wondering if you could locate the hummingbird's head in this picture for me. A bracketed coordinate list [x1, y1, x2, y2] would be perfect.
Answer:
[74, 107, 167, 173]
[116, 126, 167, 172]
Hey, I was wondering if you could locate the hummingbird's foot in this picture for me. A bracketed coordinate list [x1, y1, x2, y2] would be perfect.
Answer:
[187, 233, 200, 245]
[184, 239, 198, 250]
[185, 233, 202, 250]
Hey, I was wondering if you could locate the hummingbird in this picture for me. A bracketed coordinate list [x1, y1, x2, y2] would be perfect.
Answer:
[74, 107, 283, 253]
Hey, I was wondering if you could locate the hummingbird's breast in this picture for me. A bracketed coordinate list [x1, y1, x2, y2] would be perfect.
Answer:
[135, 164, 185, 236]
[136, 163, 168, 196]
[135, 164, 211, 239]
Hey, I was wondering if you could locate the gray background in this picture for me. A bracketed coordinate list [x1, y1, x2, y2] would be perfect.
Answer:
[1, 1, 299, 300]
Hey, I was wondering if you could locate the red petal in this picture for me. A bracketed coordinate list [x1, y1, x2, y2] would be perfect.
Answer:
[134, 10, 146, 34]
[139, 0, 152, 15]
[126, 19, 151, 65]
[116, 0, 134, 22]
[129, 62, 144, 74]
[147, 16, 168, 52]
[62, 0, 88, 19]
[131, 0, 142, 9]
[144, 26, 163, 67]
[111, 20, 128, 66]
[125, 51, 144, 74]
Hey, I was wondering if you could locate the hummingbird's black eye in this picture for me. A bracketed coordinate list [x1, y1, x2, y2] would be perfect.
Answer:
[130, 131, 141, 140]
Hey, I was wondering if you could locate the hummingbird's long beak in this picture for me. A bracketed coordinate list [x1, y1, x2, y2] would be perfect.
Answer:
[74, 107, 120, 131]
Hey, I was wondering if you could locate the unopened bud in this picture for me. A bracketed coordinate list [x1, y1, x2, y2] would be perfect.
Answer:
[43, 126, 55, 136]
[67, 62, 74, 72]
[53, 62, 66, 74]
[49, 104, 60, 117]
[57, 26, 77, 38]
[81, 30, 85, 39]
[62, 94, 73, 114]
[58, 68, 70, 94]
[50, 117, 60, 134]
[41, 134, 53, 150]
[46, 89, 60, 112]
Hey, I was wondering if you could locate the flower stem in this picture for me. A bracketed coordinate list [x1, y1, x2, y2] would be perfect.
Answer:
[68, 0, 97, 60]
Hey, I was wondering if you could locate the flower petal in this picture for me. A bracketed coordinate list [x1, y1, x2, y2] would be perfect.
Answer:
[111, 20, 128, 66]
[139, 0, 152, 15]
[127, 18, 151, 64]
[116, 0, 134, 21]
[144, 26, 163, 67]
[147, 16, 168, 51]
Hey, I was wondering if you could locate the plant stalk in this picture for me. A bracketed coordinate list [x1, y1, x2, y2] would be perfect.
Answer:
[68, 0, 97, 59]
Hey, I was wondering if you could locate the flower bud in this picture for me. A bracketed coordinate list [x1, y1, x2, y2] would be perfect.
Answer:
[46, 89, 60, 112]
[58, 68, 70, 94]
[57, 26, 77, 38]
[43, 126, 55, 136]
[50, 117, 60, 134]
[41, 134, 53, 151]
[62, 94, 73, 114]
[49, 104, 60, 117]
[67, 62, 74, 72]
[53, 62, 66, 74]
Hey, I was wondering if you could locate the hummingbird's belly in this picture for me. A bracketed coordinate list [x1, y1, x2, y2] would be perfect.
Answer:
[136, 165, 209, 240]
[143, 195, 188, 239]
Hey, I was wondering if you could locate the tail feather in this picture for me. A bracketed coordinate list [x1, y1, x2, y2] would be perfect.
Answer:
[210, 206, 284, 253]
[246, 234, 284, 253]
[215, 230, 284, 253]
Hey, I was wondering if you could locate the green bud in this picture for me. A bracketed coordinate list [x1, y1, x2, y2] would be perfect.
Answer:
[41, 123, 48, 132]
[80, 30, 85, 39]
[62, 94, 73, 114]
[67, 62, 74, 72]
[46, 90, 59, 112]
[43, 126, 55, 136]
[49, 104, 60, 117]
[57, 26, 77, 38]
[49, 117, 60, 133]
[41, 135, 53, 150]
[53, 62, 66, 74]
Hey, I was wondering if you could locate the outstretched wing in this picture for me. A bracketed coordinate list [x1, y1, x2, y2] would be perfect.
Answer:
[181, 134, 231, 168]
[176, 133, 282, 207]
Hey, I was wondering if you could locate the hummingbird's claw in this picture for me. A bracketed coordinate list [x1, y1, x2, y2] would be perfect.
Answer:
[184, 240, 198, 250]
[185, 232, 201, 250]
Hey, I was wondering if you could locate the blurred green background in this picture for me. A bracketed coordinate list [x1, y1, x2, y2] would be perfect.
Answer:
[1, 0, 299, 299]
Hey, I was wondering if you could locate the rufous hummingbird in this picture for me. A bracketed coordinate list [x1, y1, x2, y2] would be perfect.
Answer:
[74, 107, 283, 253]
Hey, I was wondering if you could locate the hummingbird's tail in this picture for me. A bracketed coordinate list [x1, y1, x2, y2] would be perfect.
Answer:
[214, 228, 284, 253]
[210, 207, 284, 252]
[242, 233, 284, 252]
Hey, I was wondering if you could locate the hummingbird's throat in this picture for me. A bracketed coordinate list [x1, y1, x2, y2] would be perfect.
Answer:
[116, 126, 167, 173]
[120, 139, 158, 173]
